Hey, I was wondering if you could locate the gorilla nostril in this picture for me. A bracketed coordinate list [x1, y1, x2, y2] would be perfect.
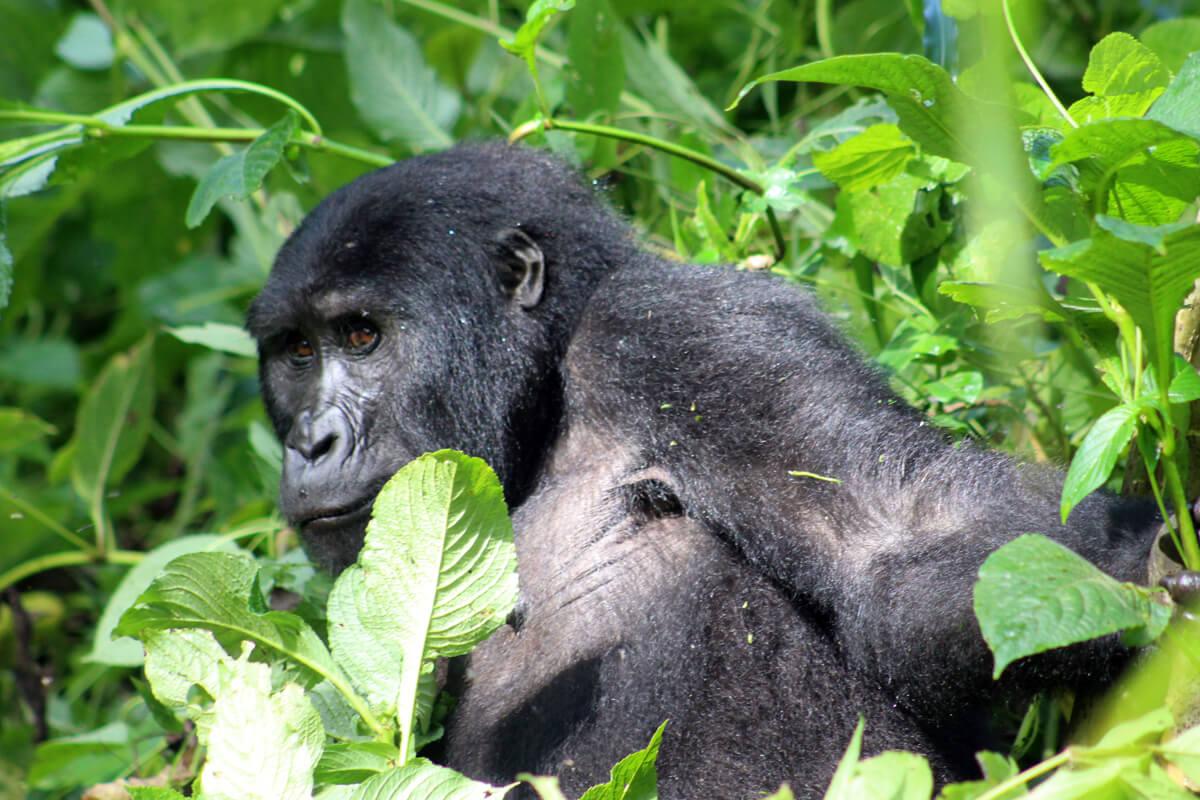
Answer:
[286, 423, 339, 464]
[308, 432, 336, 461]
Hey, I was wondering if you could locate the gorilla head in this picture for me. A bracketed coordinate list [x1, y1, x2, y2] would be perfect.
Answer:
[247, 144, 630, 571]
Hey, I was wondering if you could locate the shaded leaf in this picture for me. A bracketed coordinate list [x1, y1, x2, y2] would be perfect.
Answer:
[185, 111, 298, 228]
[1148, 53, 1200, 141]
[71, 339, 154, 504]
[1060, 403, 1138, 522]
[342, 0, 459, 151]
[1040, 218, 1200, 382]
[733, 54, 973, 161]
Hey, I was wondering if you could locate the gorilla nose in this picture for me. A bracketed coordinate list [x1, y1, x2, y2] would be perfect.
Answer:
[285, 409, 346, 464]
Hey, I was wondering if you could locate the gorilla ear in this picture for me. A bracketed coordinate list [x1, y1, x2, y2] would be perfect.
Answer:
[494, 229, 545, 309]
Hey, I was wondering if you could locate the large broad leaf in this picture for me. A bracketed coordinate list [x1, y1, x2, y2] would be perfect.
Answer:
[166, 322, 257, 357]
[88, 534, 244, 667]
[1039, 218, 1200, 382]
[341, 0, 459, 152]
[142, 630, 323, 800]
[328, 451, 518, 755]
[974, 535, 1172, 678]
[116, 551, 341, 687]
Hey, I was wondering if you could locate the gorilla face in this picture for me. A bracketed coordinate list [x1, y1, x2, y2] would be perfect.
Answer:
[247, 153, 569, 572]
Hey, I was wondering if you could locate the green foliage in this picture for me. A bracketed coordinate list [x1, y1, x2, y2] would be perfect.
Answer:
[5, 0, 1200, 797]
[974, 534, 1172, 678]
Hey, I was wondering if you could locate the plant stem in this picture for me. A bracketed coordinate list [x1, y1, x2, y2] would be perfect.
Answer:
[509, 117, 786, 258]
[0, 549, 143, 594]
[975, 749, 1069, 800]
[0, 483, 91, 550]
[1001, 0, 1077, 128]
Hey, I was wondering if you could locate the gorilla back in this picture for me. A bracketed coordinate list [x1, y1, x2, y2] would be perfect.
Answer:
[248, 141, 1161, 798]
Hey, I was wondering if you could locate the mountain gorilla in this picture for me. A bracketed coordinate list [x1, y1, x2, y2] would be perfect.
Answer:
[247, 142, 1167, 797]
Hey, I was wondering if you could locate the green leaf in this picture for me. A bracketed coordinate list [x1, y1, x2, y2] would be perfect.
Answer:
[938, 280, 1066, 323]
[348, 758, 510, 799]
[1081, 32, 1170, 97]
[341, 0, 459, 151]
[501, 0, 575, 64]
[54, 12, 113, 71]
[1157, 721, 1200, 785]
[88, 535, 244, 667]
[524, 776, 570, 800]
[0, 407, 56, 455]
[733, 54, 972, 161]
[565, 0, 622, 120]
[116, 552, 341, 686]
[197, 655, 324, 800]
[128, 788, 189, 800]
[167, 322, 257, 357]
[139, 0, 289, 56]
[1039, 219, 1200, 383]
[329, 451, 518, 756]
[315, 741, 399, 785]
[924, 371, 983, 405]
[185, 111, 299, 228]
[327, 567, 406, 718]
[812, 124, 914, 192]
[578, 721, 666, 800]
[71, 339, 154, 505]
[141, 628, 324, 800]
[1141, 19, 1200, 74]
[823, 717, 932, 800]
[1169, 359, 1200, 403]
[28, 721, 164, 791]
[824, 718, 866, 800]
[937, 752, 1021, 800]
[620, 26, 731, 134]
[974, 535, 1172, 678]
[0, 335, 81, 388]
[827, 172, 951, 267]
[1060, 403, 1138, 522]
[1041, 118, 1194, 181]
[1148, 53, 1200, 141]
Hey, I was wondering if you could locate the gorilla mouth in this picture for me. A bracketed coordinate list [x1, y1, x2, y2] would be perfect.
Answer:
[296, 496, 375, 534]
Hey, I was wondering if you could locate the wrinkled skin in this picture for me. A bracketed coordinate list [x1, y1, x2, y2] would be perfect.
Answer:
[248, 142, 1167, 798]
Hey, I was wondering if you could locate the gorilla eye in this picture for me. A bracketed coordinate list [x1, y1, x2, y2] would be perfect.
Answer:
[285, 332, 314, 365]
[344, 321, 380, 354]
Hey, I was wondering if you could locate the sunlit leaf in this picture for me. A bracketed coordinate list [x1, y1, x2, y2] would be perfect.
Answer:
[975, 535, 1171, 678]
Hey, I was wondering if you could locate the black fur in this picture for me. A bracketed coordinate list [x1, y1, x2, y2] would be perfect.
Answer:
[247, 142, 1161, 798]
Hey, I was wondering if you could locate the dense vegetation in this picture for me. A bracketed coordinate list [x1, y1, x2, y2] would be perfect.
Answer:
[5, 0, 1200, 797]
